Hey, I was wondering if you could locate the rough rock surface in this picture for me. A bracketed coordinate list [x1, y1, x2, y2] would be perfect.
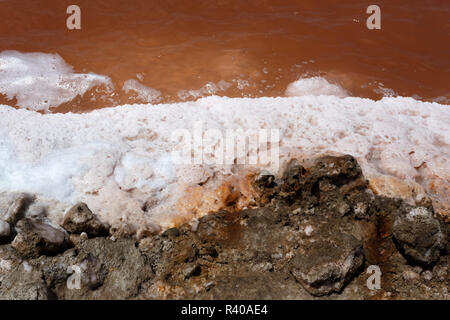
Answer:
[0, 155, 448, 300]
[393, 207, 447, 266]
[0, 245, 50, 300]
[0, 220, 10, 240]
[62, 203, 108, 236]
[40, 237, 153, 299]
[11, 219, 68, 258]
[0, 193, 34, 225]
[291, 229, 364, 296]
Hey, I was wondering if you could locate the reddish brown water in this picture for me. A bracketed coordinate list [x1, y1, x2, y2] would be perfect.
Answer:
[0, 0, 449, 112]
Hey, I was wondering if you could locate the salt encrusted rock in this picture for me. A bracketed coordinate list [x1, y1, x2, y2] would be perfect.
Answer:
[183, 263, 201, 279]
[78, 254, 108, 290]
[12, 218, 68, 258]
[0, 252, 50, 300]
[312, 155, 362, 182]
[69, 233, 82, 246]
[40, 237, 152, 299]
[68, 232, 88, 246]
[62, 203, 108, 236]
[109, 222, 137, 239]
[0, 219, 10, 239]
[291, 233, 364, 296]
[254, 170, 275, 188]
[402, 270, 420, 281]
[25, 203, 47, 219]
[0, 155, 449, 300]
[161, 227, 180, 238]
[0, 193, 34, 225]
[393, 207, 446, 266]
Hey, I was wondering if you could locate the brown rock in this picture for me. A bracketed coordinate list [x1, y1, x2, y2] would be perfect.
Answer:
[109, 222, 137, 239]
[393, 207, 446, 266]
[1, 194, 34, 225]
[62, 203, 108, 236]
[0, 219, 10, 241]
[291, 232, 364, 296]
[12, 218, 68, 258]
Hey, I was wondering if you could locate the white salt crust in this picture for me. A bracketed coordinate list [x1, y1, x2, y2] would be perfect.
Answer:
[0, 51, 112, 112]
[285, 77, 349, 98]
[122, 79, 161, 103]
[0, 94, 449, 231]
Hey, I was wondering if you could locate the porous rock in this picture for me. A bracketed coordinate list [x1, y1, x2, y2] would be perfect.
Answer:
[0, 155, 448, 300]
[0, 219, 10, 240]
[291, 232, 364, 296]
[62, 203, 108, 236]
[393, 207, 446, 265]
[12, 218, 68, 258]
[0, 193, 34, 225]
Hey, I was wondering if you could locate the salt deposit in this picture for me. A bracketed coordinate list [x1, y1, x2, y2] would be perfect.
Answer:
[285, 77, 349, 98]
[0, 51, 112, 112]
[0, 92, 449, 231]
[122, 79, 161, 103]
[178, 81, 232, 100]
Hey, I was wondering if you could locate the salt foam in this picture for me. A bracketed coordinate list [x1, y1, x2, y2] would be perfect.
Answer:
[0, 51, 112, 112]
[285, 77, 349, 98]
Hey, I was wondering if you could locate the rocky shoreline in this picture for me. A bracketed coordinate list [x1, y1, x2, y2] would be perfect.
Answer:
[0, 155, 448, 299]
